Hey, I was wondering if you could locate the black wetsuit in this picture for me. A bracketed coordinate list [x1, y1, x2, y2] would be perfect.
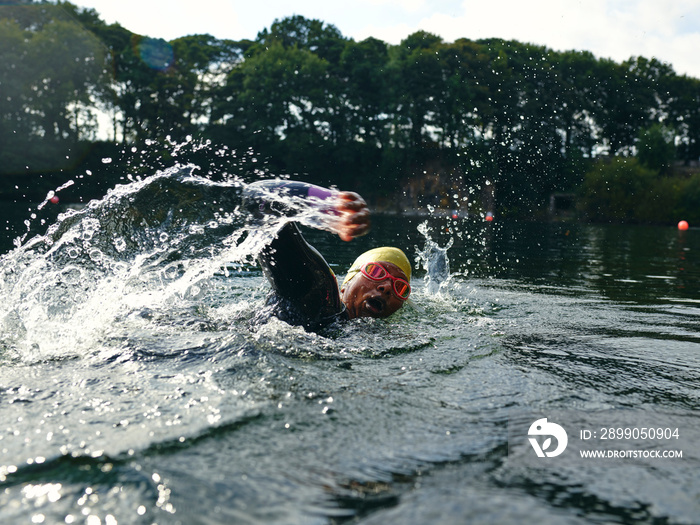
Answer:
[243, 180, 348, 331]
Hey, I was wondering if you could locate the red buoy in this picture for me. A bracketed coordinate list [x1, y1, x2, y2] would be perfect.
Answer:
[678, 220, 689, 231]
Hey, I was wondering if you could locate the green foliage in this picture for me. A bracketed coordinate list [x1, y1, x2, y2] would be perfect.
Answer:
[675, 174, 700, 224]
[637, 124, 675, 173]
[578, 157, 700, 224]
[340, 37, 390, 147]
[579, 158, 657, 222]
[255, 15, 346, 62]
[0, 3, 108, 174]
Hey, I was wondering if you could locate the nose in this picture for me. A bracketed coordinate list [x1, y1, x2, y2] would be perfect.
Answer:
[376, 282, 392, 295]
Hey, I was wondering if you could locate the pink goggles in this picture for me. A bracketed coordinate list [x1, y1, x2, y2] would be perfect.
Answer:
[359, 262, 411, 300]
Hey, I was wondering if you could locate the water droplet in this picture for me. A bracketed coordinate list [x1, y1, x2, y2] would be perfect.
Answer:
[88, 248, 103, 262]
[113, 237, 126, 252]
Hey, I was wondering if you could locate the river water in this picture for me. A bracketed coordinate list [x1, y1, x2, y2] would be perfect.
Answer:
[1, 165, 699, 524]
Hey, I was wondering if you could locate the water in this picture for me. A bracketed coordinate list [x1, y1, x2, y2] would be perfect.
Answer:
[1, 165, 700, 524]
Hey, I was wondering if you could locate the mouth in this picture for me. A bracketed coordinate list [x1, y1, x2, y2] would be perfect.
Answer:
[364, 296, 385, 316]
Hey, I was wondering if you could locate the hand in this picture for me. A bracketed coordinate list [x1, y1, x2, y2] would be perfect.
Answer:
[334, 191, 370, 242]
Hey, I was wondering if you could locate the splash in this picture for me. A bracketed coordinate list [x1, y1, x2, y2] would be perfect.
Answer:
[12, 135, 269, 251]
[0, 163, 311, 363]
[0, 145, 475, 366]
[416, 220, 454, 295]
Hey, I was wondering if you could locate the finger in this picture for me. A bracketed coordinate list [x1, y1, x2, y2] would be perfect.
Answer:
[334, 192, 370, 241]
[344, 209, 370, 225]
[341, 220, 370, 238]
[337, 202, 366, 214]
[336, 192, 367, 211]
[337, 221, 370, 241]
[337, 191, 362, 201]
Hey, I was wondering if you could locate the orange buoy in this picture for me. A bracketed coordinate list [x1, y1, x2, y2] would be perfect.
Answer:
[678, 220, 689, 231]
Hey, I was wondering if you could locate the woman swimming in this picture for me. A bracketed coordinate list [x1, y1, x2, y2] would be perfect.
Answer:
[243, 180, 411, 331]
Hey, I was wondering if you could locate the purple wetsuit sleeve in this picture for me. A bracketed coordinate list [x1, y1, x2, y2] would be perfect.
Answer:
[307, 185, 335, 201]
[242, 180, 335, 217]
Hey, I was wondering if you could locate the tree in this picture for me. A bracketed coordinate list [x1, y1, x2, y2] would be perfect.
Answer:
[0, 2, 108, 173]
[174, 35, 244, 132]
[340, 37, 390, 147]
[255, 15, 346, 65]
[665, 73, 700, 164]
[433, 39, 490, 150]
[555, 50, 600, 159]
[216, 41, 332, 156]
[388, 31, 444, 151]
[579, 157, 658, 222]
[591, 58, 655, 155]
[637, 124, 675, 173]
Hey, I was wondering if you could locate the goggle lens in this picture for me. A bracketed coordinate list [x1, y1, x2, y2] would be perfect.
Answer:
[364, 262, 387, 279]
[394, 280, 410, 299]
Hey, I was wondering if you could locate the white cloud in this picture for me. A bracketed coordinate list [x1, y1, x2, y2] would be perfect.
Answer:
[359, 0, 427, 12]
[77, 0, 243, 40]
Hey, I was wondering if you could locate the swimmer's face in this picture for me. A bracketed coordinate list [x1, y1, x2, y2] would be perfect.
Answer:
[341, 262, 408, 319]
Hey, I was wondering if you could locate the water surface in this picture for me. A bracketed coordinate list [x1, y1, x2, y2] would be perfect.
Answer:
[1, 167, 699, 524]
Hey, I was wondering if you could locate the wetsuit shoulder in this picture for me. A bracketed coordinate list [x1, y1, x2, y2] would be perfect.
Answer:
[243, 181, 346, 330]
[257, 223, 346, 331]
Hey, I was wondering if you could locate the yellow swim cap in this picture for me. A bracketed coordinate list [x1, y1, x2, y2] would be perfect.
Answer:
[342, 247, 412, 286]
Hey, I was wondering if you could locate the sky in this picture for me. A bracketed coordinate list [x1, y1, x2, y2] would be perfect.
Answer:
[70, 0, 700, 79]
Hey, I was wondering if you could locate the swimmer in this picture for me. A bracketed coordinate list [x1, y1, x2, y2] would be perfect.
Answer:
[243, 180, 411, 331]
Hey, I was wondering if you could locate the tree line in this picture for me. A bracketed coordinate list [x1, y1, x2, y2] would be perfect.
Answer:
[1, 0, 699, 220]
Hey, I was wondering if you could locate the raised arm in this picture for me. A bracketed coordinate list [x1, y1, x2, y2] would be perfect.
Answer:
[241, 180, 370, 329]
[242, 180, 370, 241]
